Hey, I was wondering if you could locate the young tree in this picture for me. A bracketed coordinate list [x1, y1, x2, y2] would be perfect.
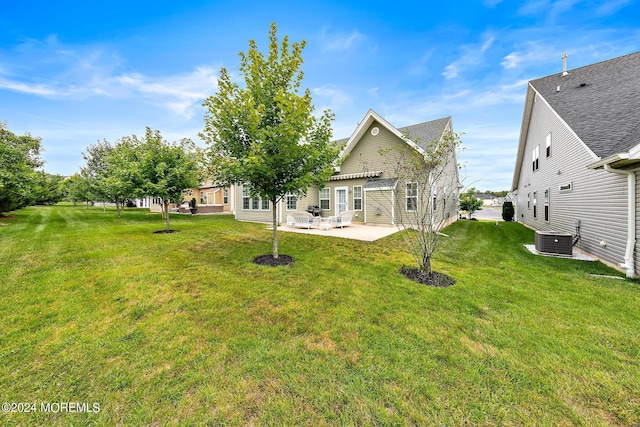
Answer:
[82, 139, 139, 217]
[201, 23, 341, 260]
[136, 128, 203, 232]
[459, 188, 483, 219]
[381, 131, 462, 284]
[61, 174, 91, 205]
[0, 122, 43, 214]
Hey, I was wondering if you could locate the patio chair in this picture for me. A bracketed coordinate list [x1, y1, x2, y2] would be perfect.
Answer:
[331, 210, 354, 228]
[292, 211, 319, 229]
[286, 215, 295, 228]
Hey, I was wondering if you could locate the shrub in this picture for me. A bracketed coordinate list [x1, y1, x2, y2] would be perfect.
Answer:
[502, 201, 515, 221]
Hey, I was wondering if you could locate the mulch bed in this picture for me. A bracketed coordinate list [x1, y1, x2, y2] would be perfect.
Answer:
[152, 230, 180, 234]
[253, 254, 294, 267]
[399, 266, 456, 287]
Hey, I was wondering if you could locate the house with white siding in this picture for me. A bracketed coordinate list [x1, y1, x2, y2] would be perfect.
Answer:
[234, 109, 459, 228]
[511, 51, 640, 277]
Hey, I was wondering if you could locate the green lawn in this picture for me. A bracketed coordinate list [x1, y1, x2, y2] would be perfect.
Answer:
[1, 205, 639, 425]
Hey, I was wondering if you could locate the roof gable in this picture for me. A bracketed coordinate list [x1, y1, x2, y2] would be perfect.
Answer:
[338, 109, 451, 160]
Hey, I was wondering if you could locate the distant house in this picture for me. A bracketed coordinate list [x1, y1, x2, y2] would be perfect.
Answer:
[233, 109, 459, 227]
[511, 51, 640, 277]
[188, 179, 233, 214]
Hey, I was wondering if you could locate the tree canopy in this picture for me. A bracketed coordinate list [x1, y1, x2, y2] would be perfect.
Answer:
[135, 128, 203, 232]
[201, 23, 341, 259]
[0, 122, 44, 214]
[459, 188, 483, 219]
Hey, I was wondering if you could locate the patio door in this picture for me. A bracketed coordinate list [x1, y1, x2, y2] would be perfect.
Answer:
[335, 187, 348, 215]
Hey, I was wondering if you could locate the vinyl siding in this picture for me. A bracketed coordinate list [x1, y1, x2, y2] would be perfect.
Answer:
[233, 185, 316, 224]
[340, 121, 404, 175]
[364, 189, 394, 225]
[515, 93, 628, 268]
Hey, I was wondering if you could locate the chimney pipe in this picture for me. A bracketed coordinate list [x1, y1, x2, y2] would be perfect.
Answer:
[562, 53, 569, 76]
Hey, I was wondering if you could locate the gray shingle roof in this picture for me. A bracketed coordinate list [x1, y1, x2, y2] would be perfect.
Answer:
[530, 51, 640, 158]
[399, 117, 451, 151]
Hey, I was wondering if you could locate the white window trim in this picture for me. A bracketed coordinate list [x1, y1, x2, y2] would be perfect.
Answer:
[319, 188, 330, 211]
[286, 194, 298, 211]
[406, 182, 418, 212]
[353, 186, 362, 211]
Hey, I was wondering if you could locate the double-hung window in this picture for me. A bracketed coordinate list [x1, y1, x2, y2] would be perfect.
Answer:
[544, 188, 550, 222]
[406, 182, 418, 211]
[353, 186, 362, 210]
[532, 145, 540, 171]
[286, 194, 297, 211]
[319, 188, 330, 210]
[546, 133, 552, 158]
[242, 186, 250, 210]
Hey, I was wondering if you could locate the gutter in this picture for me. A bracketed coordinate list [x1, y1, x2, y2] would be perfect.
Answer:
[603, 165, 636, 278]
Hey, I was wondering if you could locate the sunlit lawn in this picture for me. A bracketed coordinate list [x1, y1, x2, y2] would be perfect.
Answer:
[1, 204, 639, 425]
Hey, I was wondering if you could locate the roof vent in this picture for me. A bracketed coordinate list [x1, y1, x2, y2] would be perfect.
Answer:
[562, 53, 569, 76]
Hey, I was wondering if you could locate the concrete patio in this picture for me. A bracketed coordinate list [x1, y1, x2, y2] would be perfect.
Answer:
[277, 222, 398, 242]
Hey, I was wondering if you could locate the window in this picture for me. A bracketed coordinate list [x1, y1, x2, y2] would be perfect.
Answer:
[200, 191, 204, 205]
[223, 188, 228, 204]
[532, 145, 540, 171]
[242, 185, 269, 210]
[406, 182, 417, 211]
[546, 133, 552, 158]
[353, 186, 362, 210]
[432, 193, 437, 211]
[286, 194, 297, 211]
[533, 191, 537, 219]
[320, 188, 330, 210]
[544, 188, 550, 222]
[242, 187, 250, 210]
[527, 193, 531, 209]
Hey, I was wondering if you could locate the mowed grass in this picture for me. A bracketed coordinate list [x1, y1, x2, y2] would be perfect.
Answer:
[1, 205, 639, 425]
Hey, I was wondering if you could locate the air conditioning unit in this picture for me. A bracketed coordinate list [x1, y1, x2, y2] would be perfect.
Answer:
[535, 231, 573, 255]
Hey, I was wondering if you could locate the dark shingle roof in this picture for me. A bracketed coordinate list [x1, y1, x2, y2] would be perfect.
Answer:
[530, 51, 640, 158]
[399, 117, 451, 151]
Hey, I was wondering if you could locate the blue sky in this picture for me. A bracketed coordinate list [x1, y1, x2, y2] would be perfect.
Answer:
[1, 0, 638, 190]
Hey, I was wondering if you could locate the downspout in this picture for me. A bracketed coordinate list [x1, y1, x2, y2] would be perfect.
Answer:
[604, 165, 636, 278]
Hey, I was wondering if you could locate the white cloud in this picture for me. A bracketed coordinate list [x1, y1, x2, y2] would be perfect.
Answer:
[319, 27, 365, 52]
[312, 85, 352, 110]
[442, 32, 496, 79]
[0, 78, 59, 96]
[0, 36, 219, 119]
[114, 66, 219, 118]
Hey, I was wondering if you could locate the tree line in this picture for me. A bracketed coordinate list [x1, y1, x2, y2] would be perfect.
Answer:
[0, 122, 67, 213]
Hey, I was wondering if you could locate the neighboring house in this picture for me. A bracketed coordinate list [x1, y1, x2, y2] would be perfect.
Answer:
[234, 109, 459, 227]
[136, 180, 233, 214]
[475, 194, 505, 207]
[188, 179, 234, 214]
[511, 51, 640, 277]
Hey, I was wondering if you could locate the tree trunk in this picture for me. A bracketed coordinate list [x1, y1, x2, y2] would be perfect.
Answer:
[420, 253, 432, 276]
[116, 200, 121, 218]
[164, 199, 171, 232]
[272, 198, 278, 259]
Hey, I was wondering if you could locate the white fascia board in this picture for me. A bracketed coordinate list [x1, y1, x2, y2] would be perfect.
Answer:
[339, 109, 426, 160]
